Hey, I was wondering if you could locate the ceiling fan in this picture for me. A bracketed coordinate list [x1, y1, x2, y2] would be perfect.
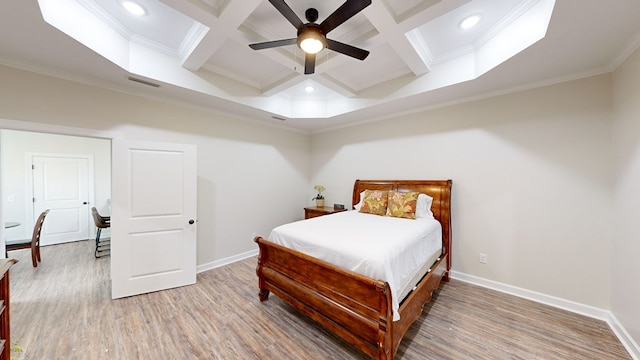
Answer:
[249, 0, 372, 75]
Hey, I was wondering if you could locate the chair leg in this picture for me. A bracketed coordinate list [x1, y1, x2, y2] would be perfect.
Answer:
[31, 249, 38, 268]
[95, 228, 101, 258]
[94, 228, 110, 258]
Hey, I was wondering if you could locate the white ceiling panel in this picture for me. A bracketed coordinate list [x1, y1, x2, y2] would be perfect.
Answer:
[1, 0, 639, 133]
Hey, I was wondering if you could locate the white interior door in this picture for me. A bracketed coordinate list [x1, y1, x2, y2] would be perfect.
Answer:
[111, 139, 197, 299]
[32, 155, 91, 245]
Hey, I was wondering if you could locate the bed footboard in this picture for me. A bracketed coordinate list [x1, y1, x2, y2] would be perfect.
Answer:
[255, 236, 448, 359]
[255, 236, 394, 359]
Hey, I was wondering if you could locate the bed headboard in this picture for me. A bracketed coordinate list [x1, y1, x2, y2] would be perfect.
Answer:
[352, 179, 453, 272]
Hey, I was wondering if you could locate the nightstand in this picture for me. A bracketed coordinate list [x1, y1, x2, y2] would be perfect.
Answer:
[304, 206, 347, 219]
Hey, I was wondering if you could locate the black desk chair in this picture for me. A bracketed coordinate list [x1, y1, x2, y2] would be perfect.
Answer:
[6, 210, 49, 267]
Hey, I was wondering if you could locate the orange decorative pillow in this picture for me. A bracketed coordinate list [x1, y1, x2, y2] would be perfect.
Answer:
[386, 191, 419, 219]
[359, 190, 389, 216]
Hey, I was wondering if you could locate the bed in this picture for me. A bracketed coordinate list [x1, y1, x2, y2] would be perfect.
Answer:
[254, 179, 452, 359]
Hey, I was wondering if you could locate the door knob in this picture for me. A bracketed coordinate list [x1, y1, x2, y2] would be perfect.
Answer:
[83, 202, 88, 205]
[188, 219, 195, 224]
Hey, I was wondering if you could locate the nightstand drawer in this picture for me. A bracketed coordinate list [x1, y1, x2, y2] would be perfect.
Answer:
[304, 206, 347, 219]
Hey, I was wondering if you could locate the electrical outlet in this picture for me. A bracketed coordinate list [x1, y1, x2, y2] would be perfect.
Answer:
[479, 253, 488, 264]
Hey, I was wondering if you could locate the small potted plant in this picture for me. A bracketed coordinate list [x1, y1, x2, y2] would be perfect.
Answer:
[312, 185, 326, 207]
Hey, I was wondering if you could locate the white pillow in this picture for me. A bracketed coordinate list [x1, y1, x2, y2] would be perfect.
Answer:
[415, 193, 434, 218]
[353, 190, 366, 210]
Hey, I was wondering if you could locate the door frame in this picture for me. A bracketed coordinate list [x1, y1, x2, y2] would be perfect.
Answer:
[0, 118, 121, 255]
[25, 152, 94, 244]
[1, 118, 199, 299]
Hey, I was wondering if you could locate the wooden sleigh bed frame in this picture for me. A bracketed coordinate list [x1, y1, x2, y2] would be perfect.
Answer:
[254, 179, 452, 359]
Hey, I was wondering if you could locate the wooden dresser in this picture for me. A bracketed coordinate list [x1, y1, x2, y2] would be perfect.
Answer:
[0, 259, 17, 360]
[304, 206, 347, 219]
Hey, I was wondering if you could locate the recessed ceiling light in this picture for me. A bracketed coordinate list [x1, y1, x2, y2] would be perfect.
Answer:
[121, 1, 146, 16]
[304, 86, 315, 93]
[460, 14, 481, 30]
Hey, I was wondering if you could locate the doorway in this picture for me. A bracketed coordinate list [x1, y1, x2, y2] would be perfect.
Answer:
[1, 123, 198, 300]
[1, 129, 111, 252]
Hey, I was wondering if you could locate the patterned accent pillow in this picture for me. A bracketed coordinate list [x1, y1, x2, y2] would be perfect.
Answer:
[359, 190, 389, 216]
[386, 191, 419, 219]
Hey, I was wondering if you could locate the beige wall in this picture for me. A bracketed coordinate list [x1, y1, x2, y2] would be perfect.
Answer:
[311, 75, 613, 310]
[612, 47, 640, 345]
[2, 57, 638, 348]
[0, 65, 311, 265]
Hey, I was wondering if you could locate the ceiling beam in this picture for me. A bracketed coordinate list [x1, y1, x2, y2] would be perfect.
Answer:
[315, 74, 356, 97]
[163, 0, 263, 71]
[363, 2, 430, 76]
[261, 73, 307, 96]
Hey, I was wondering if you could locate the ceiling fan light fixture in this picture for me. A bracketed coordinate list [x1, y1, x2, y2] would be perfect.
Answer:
[298, 28, 326, 54]
[300, 38, 324, 54]
[249, 1, 372, 74]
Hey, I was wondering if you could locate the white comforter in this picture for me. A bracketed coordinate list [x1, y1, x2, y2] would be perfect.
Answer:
[268, 210, 442, 321]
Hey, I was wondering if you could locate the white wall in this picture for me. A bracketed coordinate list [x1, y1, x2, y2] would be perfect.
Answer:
[0, 130, 111, 241]
[0, 64, 311, 265]
[311, 75, 613, 310]
[612, 47, 640, 346]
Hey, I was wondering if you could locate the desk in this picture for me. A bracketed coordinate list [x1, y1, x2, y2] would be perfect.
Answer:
[3, 222, 19, 229]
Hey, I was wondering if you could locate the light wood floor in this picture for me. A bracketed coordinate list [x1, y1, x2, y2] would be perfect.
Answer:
[7, 241, 631, 359]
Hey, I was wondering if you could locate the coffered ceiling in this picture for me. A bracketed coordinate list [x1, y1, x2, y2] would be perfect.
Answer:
[1, 0, 640, 133]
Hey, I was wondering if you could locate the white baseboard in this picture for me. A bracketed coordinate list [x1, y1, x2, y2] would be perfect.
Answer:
[451, 270, 639, 360]
[450, 271, 609, 319]
[196, 248, 258, 273]
[194, 259, 640, 359]
[607, 313, 640, 360]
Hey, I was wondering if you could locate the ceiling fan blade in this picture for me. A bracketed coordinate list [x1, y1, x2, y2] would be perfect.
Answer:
[249, 38, 297, 50]
[320, 0, 372, 34]
[269, 0, 304, 29]
[304, 53, 316, 74]
[326, 39, 369, 60]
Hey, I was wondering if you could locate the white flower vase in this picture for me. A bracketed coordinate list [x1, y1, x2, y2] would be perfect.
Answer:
[316, 199, 325, 207]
